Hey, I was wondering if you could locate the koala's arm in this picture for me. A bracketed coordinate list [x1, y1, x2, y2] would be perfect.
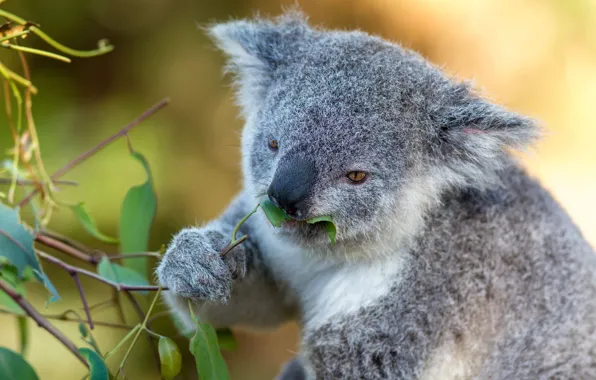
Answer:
[156, 192, 297, 331]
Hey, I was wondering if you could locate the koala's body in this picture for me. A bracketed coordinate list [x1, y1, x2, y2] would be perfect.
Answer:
[157, 12, 596, 379]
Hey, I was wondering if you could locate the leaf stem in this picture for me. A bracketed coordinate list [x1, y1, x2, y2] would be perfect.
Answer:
[0, 29, 30, 43]
[1, 43, 71, 62]
[221, 203, 259, 257]
[103, 324, 141, 360]
[0, 278, 89, 368]
[0, 9, 114, 57]
[116, 288, 162, 378]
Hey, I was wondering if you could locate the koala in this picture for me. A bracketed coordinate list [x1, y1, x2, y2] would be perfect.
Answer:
[157, 11, 596, 380]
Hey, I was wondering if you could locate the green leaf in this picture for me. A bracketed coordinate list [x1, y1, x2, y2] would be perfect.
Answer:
[17, 317, 28, 356]
[259, 199, 291, 228]
[97, 257, 149, 295]
[78, 322, 88, 338]
[78, 348, 109, 380]
[188, 303, 230, 380]
[0, 265, 25, 313]
[0, 347, 39, 380]
[216, 328, 238, 352]
[0, 204, 60, 303]
[307, 215, 337, 245]
[158, 336, 182, 380]
[71, 202, 118, 244]
[119, 151, 157, 277]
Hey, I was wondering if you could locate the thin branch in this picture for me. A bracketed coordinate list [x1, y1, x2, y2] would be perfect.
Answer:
[37, 250, 166, 291]
[38, 229, 91, 254]
[0, 279, 89, 368]
[72, 273, 94, 329]
[36, 233, 96, 264]
[0, 178, 78, 186]
[18, 98, 170, 207]
[0, 308, 133, 330]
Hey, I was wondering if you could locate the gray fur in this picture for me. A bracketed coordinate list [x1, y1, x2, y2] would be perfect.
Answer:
[157, 11, 596, 379]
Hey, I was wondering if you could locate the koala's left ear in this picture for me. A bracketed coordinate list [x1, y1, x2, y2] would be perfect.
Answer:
[434, 83, 540, 167]
[207, 11, 309, 116]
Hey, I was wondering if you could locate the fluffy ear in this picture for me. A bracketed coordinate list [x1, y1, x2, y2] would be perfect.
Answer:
[207, 12, 309, 116]
[433, 83, 541, 183]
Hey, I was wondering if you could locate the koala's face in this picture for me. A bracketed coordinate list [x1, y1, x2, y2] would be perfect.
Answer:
[210, 13, 537, 254]
[244, 40, 424, 247]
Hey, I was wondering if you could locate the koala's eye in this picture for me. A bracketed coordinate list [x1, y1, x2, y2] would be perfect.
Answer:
[346, 171, 367, 184]
[268, 139, 279, 151]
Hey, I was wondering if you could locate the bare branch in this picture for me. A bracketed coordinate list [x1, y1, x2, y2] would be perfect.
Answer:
[0, 279, 89, 368]
[0, 308, 134, 330]
[72, 273, 94, 329]
[0, 178, 78, 186]
[37, 250, 166, 292]
[18, 98, 170, 207]
[36, 233, 97, 264]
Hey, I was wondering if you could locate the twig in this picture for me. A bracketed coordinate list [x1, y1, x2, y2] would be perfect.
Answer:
[18, 98, 170, 207]
[38, 229, 91, 254]
[36, 233, 96, 264]
[0, 178, 78, 186]
[0, 308, 133, 330]
[37, 250, 166, 291]
[72, 273, 94, 329]
[0, 279, 89, 367]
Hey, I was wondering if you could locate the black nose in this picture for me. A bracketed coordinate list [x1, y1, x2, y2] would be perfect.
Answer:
[267, 156, 316, 218]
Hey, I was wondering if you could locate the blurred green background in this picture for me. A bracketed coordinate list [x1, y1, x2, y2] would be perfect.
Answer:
[1, 0, 595, 379]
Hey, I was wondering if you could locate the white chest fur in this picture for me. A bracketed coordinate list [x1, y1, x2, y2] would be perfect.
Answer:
[255, 218, 408, 329]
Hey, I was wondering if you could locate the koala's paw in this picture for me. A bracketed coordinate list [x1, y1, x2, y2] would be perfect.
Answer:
[156, 227, 245, 301]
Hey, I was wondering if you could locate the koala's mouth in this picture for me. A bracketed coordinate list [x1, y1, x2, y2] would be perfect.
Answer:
[277, 217, 337, 245]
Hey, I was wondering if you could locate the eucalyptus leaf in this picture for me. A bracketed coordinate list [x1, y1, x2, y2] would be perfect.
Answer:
[259, 199, 291, 228]
[71, 202, 118, 244]
[78, 322, 88, 338]
[79, 348, 109, 380]
[158, 336, 182, 380]
[17, 317, 28, 356]
[119, 151, 157, 277]
[307, 215, 337, 245]
[0, 265, 24, 313]
[0, 204, 60, 303]
[0, 347, 39, 380]
[189, 304, 230, 380]
[97, 257, 149, 295]
[216, 328, 238, 352]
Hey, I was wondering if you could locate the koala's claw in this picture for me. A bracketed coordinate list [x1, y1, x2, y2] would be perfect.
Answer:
[157, 227, 246, 301]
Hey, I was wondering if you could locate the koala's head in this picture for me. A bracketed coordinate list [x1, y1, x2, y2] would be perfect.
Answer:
[209, 12, 538, 257]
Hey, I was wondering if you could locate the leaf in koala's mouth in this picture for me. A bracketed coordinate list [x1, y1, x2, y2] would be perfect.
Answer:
[306, 215, 337, 245]
[259, 199, 337, 244]
[259, 199, 292, 228]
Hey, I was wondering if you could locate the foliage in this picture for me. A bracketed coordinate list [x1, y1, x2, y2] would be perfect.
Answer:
[260, 199, 337, 244]
[0, 4, 238, 379]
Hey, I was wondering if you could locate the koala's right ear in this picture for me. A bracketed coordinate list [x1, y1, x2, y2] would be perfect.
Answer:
[207, 12, 309, 116]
